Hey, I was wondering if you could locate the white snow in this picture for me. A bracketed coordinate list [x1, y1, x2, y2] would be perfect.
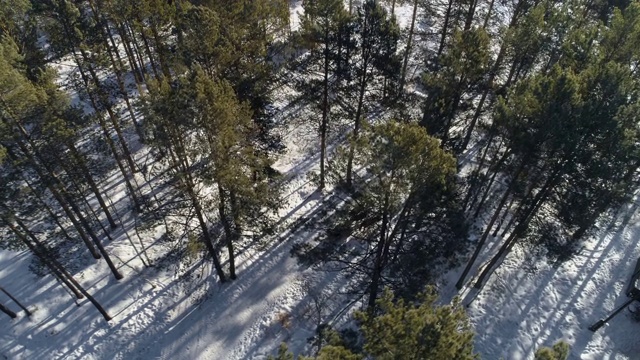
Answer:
[464, 197, 640, 360]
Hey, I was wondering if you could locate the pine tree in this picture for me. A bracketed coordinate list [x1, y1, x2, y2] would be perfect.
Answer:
[331, 121, 456, 309]
[535, 341, 570, 360]
[143, 73, 227, 283]
[193, 68, 281, 280]
[345, 0, 401, 187]
[274, 288, 477, 359]
[299, 0, 351, 189]
[421, 26, 490, 148]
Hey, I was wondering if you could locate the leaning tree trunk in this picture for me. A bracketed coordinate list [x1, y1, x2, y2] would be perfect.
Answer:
[455, 160, 524, 289]
[473, 167, 561, 289]
[12, 217, 112, 321]
[0, 287, 32, 316]
[4, 216, 83, 299]
[65, 143, 118, 229]
[2, 133, 101, 259]
[0, 303, 16, 319]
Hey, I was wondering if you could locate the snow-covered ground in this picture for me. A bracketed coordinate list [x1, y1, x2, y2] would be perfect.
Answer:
[2, 87, 639, 359]
[2, 2, 639, 360]
[464, 197, 640, 359]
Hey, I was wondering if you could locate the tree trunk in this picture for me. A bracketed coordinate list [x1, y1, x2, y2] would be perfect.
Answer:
[0, 287, 32, 316]
[368, 192, 390, 311]
[399, 0, 419, 95]
[22, 174, 75, 243]
[148, 18, 173, 81]
[464, 0, 478, 32]
[461, 0, 526, 151]
[473, 168, 561, 289]
[483, 0, 496, 29]
[437, 0, 455, 59]
[1, 134, 101, 260]
[69, 53, 142, 213]
[5, 216, 84, 299]
[493, 194, 517, 237]
[88, 0, 144, 142]
[455, 160, 524, 289]
[62, 189, 124, 280]
[463, 132, 498, 210]
[320, 28, 330, 190]
[177, 151, 227, 282]
[218, 184, 236, 280]
[471, 149, 509, 219]
[0, 303, 16, 319]
[67, 143, 117, 229]
[116, 20, 145, 84]
[346, 59, 369, 188]
[80, 51, 138, 176]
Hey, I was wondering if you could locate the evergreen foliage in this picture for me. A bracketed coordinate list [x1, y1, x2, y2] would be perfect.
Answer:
[272, 288, 477, 359]
[534, 341, 570, 360]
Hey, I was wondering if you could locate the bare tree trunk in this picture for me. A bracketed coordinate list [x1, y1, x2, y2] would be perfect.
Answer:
[471, 149, 509, 219]
[320, 27, 330, 190]
[4, 216, 83, 299]
[1, 135, 101, 259]
[67, 143, 117, 228]
[464, 0, 478, 32]
[90, 3, 145, 142]
[399, 0, 419, 95]
[368, 192, 390, 311]
[116, 20, 145, 84]
[12, 216, 113, 321]
[473, 168, 561, 289]
[0, 287, 32, 316]
[455, 160, 524, 289]
[346, 61, 369, 188]
[218, 184, 236, 280]
[0, 303, 16, 319]
[22, 174, 75, 243]
[483, 0, 496, 28]
[174, 149, 227, 283]
[436, 0, 455, 59]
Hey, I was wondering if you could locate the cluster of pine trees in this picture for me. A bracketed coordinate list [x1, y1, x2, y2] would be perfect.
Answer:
[0, 0, 639, 355]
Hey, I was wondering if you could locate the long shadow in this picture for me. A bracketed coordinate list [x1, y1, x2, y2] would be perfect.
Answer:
[468, 195, 640, 359]
[110, 193, 343, 360]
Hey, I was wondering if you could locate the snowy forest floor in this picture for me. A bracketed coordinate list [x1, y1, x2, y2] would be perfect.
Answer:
[1, 89, 639, 358]
[2, 1, 640, 359]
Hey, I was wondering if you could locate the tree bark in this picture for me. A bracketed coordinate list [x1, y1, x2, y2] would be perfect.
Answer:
[368, 192, 390, 311]
[346, 58, 369, 188]
[218, 184, 236, 280]
[67, 143, 118, 228]
[436, 0, 455, 59]
[464, 0, 478, 32]
[399, 0, 419, 95]
[4, 216, 84, 299]
[0, 287, 32, 316]
[473, 167, 562, 288]
[0, 303, 16, 319]
[320, 26, 330, 190]
[483, 0, 496, 29]
[455, 160, 524, 289]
